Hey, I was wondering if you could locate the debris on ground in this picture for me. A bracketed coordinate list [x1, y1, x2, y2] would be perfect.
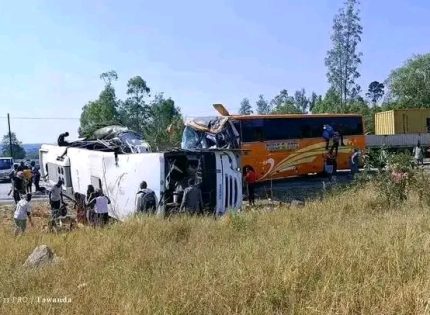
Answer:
[290, 199, 305, 207]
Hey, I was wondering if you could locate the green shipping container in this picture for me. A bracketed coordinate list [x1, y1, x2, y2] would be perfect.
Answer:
[375, 109, 430, 135]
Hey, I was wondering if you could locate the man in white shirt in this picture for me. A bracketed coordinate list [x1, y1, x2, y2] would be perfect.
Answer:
[49, 179, 64, 211]
[14, 193, 33, 236]
[88, 190, 111, 226]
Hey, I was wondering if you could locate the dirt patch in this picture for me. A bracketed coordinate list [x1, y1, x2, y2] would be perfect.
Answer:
[0, 201, 52, 231]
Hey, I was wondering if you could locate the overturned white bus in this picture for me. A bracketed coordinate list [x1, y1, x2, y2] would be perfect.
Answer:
[39, 129, 242, 220]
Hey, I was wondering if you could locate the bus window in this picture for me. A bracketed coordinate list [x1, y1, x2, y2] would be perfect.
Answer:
[264, 119, 299, 140]
[319, 117, 363, 136]
[242, 119, 264, 142]
[261, 116, 363, 142]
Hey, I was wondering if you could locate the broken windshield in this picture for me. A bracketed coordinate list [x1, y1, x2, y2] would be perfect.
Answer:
[181, 117, 240, 150]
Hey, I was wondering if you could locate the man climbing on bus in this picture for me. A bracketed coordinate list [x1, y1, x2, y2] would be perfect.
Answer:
[322, 124, 335, 151]
[323, 125, 344, 155]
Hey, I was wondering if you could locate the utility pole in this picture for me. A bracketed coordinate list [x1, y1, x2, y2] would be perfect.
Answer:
[7, 113, 13, 158]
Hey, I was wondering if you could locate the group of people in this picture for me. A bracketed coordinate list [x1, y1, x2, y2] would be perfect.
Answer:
[323, 124, 361, 181]
[8, 161, 41, 204]
[135, 178, 204, 215]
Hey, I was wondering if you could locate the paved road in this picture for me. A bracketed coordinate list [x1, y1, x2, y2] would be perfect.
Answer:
[0, 181, 12, 198]
[254, 171, 352, 203]
[0, 181, 48, 205]
[0, 171, 354, 204]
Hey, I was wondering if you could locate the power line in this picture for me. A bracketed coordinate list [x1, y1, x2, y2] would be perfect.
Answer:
[0, 116, 79, 120]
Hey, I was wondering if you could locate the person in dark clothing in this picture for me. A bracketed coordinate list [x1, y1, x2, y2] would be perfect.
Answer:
[8, 173, 23, 204]
[322, 125, 334, 151]
[332, 131, 341, 156]
[324, 150, 336, 181]
[180, 178, 203, 214]
[244, 167, 256, 205]
[9, 164, 18, 180]
[17, 161, 27, 172]
[58, 132, 70, 146]
[30, 161, 41, 191]
[323, 125, 344, 155]
[86, 185, 96, 224]
[136, 181, 157, 214]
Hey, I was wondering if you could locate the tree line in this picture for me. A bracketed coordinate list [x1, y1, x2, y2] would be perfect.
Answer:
[4, 0, 430, 159]
[79, 70, 184, 151]
[238, 0, 430, 134]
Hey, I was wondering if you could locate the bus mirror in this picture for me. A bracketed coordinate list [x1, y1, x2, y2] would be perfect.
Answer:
[213, 104, 230, 116]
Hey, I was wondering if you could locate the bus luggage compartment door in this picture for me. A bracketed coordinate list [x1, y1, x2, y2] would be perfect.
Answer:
[217, 152, 242, 215]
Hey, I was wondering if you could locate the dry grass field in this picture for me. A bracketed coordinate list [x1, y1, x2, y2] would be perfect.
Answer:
[1, 186, 430, 314]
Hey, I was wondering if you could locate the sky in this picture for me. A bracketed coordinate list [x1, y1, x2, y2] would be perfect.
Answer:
[0, 0, 430, 144]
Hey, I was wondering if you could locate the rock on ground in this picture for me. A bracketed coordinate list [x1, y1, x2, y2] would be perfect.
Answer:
[23, 245, 61, 268]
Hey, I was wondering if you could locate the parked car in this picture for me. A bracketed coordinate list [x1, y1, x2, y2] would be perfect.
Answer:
[0, 157, 14, 182]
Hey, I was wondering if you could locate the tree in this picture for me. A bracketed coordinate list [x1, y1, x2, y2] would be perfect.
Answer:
[144, 94, 184, 151]
[1, 133, 26, 159]
[325, 0, 363, 109]
[100, 70, 118, 85]
[385, 54, 430, 108]
[294, 89, 310, 113]
[270, 89, 301, 114]
[256, 95, 271, 114]
[119, 76, 151, 134]
[239, 98, 253, 115]
[80, 70, 120, 137]
[312, 88, 342, 113]
[309, 92, 319, 112]
[366, 81, 384, 105]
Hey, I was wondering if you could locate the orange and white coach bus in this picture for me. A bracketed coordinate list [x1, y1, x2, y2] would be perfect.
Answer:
[182, 104, 366, 182]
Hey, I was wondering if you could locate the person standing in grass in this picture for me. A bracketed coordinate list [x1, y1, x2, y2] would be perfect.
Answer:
[89, 189, 111, 227]
[350, 148, 361, 178]
[245, 167, 256, 206]
[136, 181, 157, 214]
[13, 193, 33, 236]
[324, 149, 336, 182]
[49, 179, 64, 212]
[413, 141, 424, 166]
[74, 192, 87, 224]
[86, 185, 96, 225]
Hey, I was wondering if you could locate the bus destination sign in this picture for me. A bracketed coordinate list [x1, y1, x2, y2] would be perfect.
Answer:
[266, 141, 299, 152]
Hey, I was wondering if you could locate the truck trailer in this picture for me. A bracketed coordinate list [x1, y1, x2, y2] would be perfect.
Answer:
[39, 144, 242, 220]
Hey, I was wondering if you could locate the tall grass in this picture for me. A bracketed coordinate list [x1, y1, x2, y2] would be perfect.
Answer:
[1, 187, 430, 314]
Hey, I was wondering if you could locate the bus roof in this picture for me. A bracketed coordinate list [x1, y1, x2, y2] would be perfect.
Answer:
[211, 104, 362, 120]
[227, 113, 363, 120]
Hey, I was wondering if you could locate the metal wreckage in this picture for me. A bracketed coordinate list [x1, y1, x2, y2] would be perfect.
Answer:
[181, 116, 240, 150]
[40, 125, 242, 220]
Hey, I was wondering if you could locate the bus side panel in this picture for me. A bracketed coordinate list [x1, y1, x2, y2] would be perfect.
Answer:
[66, 149, 163, 220]
[241, 135, 366, 181]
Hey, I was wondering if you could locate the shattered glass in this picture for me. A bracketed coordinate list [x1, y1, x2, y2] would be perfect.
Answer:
[181, 117, 240, 150]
